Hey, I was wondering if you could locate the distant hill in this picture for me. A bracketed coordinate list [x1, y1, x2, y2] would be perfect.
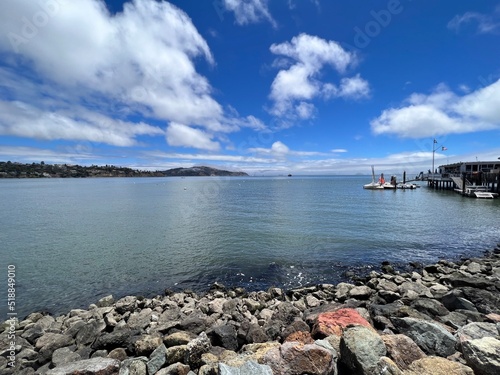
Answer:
[0, 162, 248, 178]
[163, 166, 248, 177]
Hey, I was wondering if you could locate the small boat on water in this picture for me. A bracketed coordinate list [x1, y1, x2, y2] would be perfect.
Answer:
[397, 183, 419, 189]
[363, 166, 384, 190]
[457, 185, 499, 199]
[474, 191, 499, 199]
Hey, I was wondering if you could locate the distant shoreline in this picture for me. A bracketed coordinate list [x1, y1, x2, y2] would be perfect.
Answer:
[0, 162, 248, 178]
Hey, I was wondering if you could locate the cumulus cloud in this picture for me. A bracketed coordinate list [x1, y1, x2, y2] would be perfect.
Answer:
[268, 33, 369, 120]
[371, 79, 500, 138]
[0, 100, 163, 146]
[222, 0, 277, 28]
[166, 123, 220, 151]
[0, 0, 266, 149]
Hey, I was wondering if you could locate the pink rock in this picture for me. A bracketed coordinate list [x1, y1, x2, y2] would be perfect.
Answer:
[312, 308, 373, 338]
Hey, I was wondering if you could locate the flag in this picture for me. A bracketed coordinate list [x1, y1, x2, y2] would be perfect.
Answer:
[442, 146, 447, 151]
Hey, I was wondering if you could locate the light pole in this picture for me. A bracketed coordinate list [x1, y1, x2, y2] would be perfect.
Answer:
[431, 139, 446, 182]
[431, 139, 437, 181]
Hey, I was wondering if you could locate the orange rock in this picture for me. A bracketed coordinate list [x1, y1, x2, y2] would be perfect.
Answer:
[284, 331, 314, 345]
[312, 308, 373, 338]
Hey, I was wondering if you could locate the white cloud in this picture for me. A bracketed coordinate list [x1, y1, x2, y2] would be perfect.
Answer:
[448, 9, 500, 34]
[0, 100, 163, 146]
[268, 33, 369, 120]
[166, 123, 220, 151]
[0, 0, 267, 149]
[371, 79, 500, 138]
[222, 0, 277, 28]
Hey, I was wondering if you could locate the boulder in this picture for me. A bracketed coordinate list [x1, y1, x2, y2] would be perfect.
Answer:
[391, 317, 457, 357]
[164, 332, 194, 347]
[441, 291, 477, 312]
[146, 344, 167, 375]
[156, 362, 191, 375]
[339, 325, 386, 375]
[92, 328, 137, 351]
[135, 335, 162, 356]
[456, 322, 499, 342]
[349, 286, 373, 300]
[127, 308, 153, 330]
[375, 357, 403, 375]
[185, 332, 212, 369]
[51, 347, 82, 367]
[75, 320, 106, 346]
[402, 356, 474, 375]
[461, 336, 500, 375]
[264, 341, 336, 375]
[120, 357, 148, 375]
[312, 308, 373, 338]
[209, 324, 238, 351]
[410, 298, 449, 318]
[45, 357, 120, 375]
[36, 333, 74, 363]
[166, 345, 189, 365]
[382, 334, 425, 370]
[96, 295, 114, 308]
[219, 360, 273, 375]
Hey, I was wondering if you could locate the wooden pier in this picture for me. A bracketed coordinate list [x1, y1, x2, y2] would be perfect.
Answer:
[422, 161, 500, 194]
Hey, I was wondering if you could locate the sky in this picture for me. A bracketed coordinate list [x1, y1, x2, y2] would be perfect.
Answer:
[0, 0, 499, 175]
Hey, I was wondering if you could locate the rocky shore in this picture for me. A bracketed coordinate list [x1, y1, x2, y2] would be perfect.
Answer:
[2, 245, 500, 375]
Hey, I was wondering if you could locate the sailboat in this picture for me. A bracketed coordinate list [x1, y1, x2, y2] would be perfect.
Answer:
[363, 166, 384, 190]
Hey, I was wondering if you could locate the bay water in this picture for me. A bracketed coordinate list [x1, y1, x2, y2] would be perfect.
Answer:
[1, 176, 499, 318]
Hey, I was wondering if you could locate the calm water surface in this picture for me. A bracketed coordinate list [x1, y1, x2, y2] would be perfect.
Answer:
[1, 176, 499, 318]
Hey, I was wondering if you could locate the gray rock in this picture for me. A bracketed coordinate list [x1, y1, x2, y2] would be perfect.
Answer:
[340, 325, 386, 374]
[115, 296, 138, 314]
[146, 343, 167, 375]
[185, 332, 211, 369]
[460, 287, 500, 314]
[108, 348, 128, 361]
[178, 315, 208, 335]
[75, 320, 106, 346]
[97, 295, 115, 308]
[92, 328, 136, 351]
[410, 298, 449, 318]
[377, 279, 399, 293]
[349, 286, 373, 300]
[210, 324, 238, 351]
[156, 362, 191, 375]
[166, 345, 189, 365]
[438, 311, 468, 329]
[21, 324, 45, 344]
[164, 332, 193, 347]
[127, 309, 153, 331]
[219, 360, 273, 375]
[134, 335, 162, 356]
[51, 347, 82, 367]
[391, 317, 457, 357]
[119, 357, 148, 375]
[271, 302, 301, 325]
[46, 357, 120, 375]
[457, 322, 499, 342]
[36, 333, 75, 363]
[442, 291, 478, 312]
[462, 337, 500, 375]
[398, 281, 431, 297]
[335, 283, 355, 301]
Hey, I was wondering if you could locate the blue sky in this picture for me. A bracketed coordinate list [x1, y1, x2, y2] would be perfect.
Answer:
[1, 0, 499, 175]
